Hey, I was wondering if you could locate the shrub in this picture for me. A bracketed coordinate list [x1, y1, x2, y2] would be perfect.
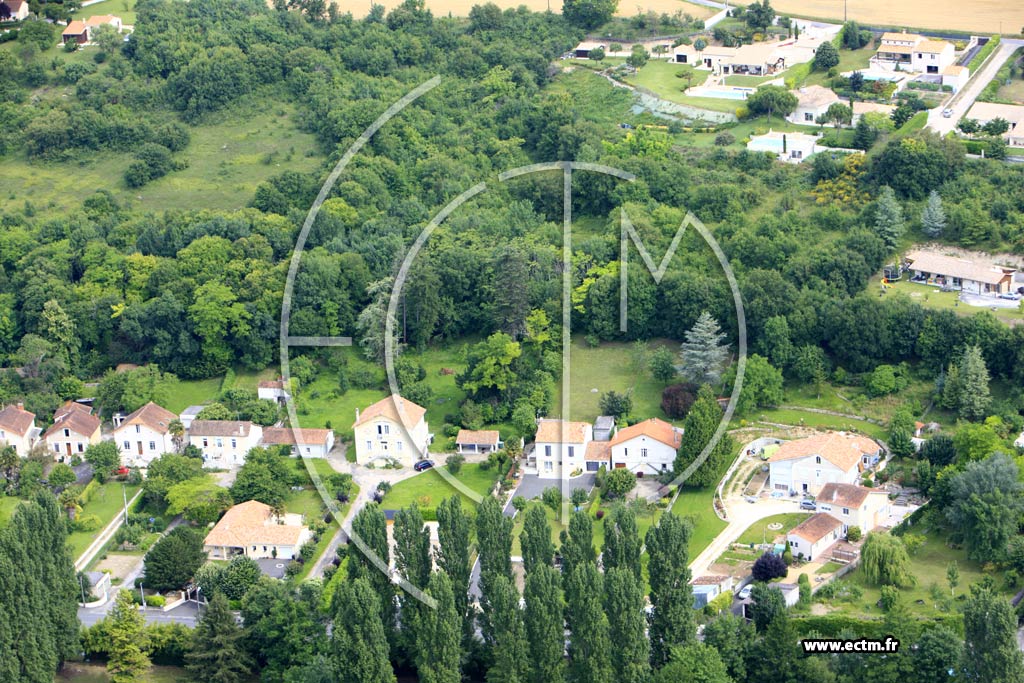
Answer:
[714, 131, 735, 146]
[145, 595, 167, 608]
[846, 525, 862, 542]
[661, 383, 698, 418]
[542, 486, 561, 511]
[446, 453, 465, 475]
[72, 514, 102, 532]
[752, 552, 788, 581]
[879, 585, 900, 611]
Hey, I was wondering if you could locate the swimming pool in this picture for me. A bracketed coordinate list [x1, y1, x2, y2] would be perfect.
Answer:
[748, 137, 784, 152]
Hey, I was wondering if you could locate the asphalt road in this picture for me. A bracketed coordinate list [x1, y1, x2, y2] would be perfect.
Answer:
[926, 39, 1024, 137]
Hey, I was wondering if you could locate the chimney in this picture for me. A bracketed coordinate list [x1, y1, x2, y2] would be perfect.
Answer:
[16, 402, 23, 410]
[355, 408, 360, 422]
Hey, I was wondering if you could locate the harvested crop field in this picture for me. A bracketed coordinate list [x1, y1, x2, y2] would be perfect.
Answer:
[771, 0, 1022, 34]
[336, 0, 715, 19]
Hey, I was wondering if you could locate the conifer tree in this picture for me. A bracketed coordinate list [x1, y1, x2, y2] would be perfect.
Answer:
[476, 496, 513, 644]
[921, 190, 946, 237]
[107, 590, 150, 683]
[558, 510, 596, 579]
[874, 185, 905, 248]
[678, 311, 729, 386]
[186, 592, 253, 683]
[347, 503, 395, 637]
[602, 505, 642, 581]
[435, 496, 471, 641]
[485, 575, 529, 683]
[564, 563, 613, 683]
[415, 573, 462, 683]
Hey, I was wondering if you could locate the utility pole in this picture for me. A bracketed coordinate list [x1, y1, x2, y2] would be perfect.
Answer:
[122, 483, 129, 525]
[844, 0, 847, 23]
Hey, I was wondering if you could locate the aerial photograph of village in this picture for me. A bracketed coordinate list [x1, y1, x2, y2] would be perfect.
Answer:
[2, 0, 1024, 681]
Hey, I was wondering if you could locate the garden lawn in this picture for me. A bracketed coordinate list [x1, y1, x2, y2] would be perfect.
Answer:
[671, 486, 727, 559]
[816, 560, 843, 574]
[550, 338, 672, 423]
[382, 463, 499, 515]
[802, 45, 875, 87]
[877, 277, 1024, 325]
[671, 116, 807, 149]
[162, 377, 222, 414]
[73, 0, 139, 23]
[0, 496, 22, 526]
[995, 77, 1024, 104]
[724, 74, 774, 87]
[67, 483, 141, 560]
[735, 512, 810, 546]
[626, 59, 710, 95]
[829, 528, 1014, 618]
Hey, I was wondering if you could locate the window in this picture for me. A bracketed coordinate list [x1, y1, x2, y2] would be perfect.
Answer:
[641, 448, 648, 458]
[397, 441, 403, 451]
[378, 424, 389, 435]
[135, 425, 140, 433]
[804, 112, 813, 121]
[202, 438, 208, 447]
[545, 445, 552, 457]
[568, 446, 575, 458]
[366, 440, 372, 452]
[544, 461, 553, 472]
[54, 444, 60, 453]
[63, 429, 69, 438]
[216, 438, 223, 448]
[77, 443, 84, 453]
[842, 507, 850, 515]
[123, 440, 130, 450]
[661, 463, 667, 471]
[231, 439, 237, 448]
[815, 456, 821, 464]
[149, 441, 156, 450]
[381, 441, 388, 451]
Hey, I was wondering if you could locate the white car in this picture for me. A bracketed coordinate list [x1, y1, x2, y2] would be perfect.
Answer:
[737, 585, 752, 600]
[942, 108, 953, 118]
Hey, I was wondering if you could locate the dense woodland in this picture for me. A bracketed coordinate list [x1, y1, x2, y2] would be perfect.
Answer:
[3, 1, 1024, 681]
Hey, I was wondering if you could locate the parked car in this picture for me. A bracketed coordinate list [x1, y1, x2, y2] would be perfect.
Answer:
[744, 495, 757, 504]
[413, 459, 435, 472]
[942, 108, 953, 118]
[999, 292, 1021, 300]
[800, 500, 817, 511]
[737, 585, 752, 600]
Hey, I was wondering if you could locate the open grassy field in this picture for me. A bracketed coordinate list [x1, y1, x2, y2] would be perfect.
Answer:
[73, 0, 139, 23]
[770, 0, 1022, 34]
[735, 512, 810, 546]
[625, 59, 710, 94]
[802, 45, 875, 87]
[995, 77, 1024, 104]
[67, 483, 141, 559]
[744, 407, 888, 441]
[671, 116, 809, 148]
[344, 0, 715, 18]
[828, 528, 1016, 618]
[0, 101, 322, 217]
[550, 338, 673, 423]
[382, 463, 499, 513]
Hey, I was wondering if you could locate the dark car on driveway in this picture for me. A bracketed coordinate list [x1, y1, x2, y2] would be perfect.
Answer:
[414, 459, 435, 472]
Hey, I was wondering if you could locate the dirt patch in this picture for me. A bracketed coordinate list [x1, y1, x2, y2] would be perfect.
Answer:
[93, 553, 140, 582]
[810, 602, 833, 616]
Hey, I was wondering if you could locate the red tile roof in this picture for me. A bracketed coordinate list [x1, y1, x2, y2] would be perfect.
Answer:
[353, 395, 426, 431]
[609, 418, 681, 449]
[0, 404, 35, 436]
[790, 512, 843, 543]
[116, 402, 176, 435]
[262, 427, 332, 446]
[535, 419, 589, 444]
[768, 432, 879, 472]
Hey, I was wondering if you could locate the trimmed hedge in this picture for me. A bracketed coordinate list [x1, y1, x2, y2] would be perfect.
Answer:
[968, 35, 1001, 74]
[791, 613, 964, 639]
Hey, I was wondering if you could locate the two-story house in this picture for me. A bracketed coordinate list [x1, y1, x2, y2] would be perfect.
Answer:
[112, 401, 177, 467]
[873, 31, 954, 74]
[768, 432, 882, 496]
[261, 427, 335, 459]
[813, 482, 890, 534]
[0, 403, 39, 456]
[608, 418, 682, 477]
[43, 401, 101, 462]
[0, 0, 30, 21]
[352, 395, 430, 467]
[188, 420, 263, 468]
[534, 419, 592, 479]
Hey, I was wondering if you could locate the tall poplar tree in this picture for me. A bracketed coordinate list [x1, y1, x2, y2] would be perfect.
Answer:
[415, 573, 462, 683]
[475, 496, 513, 645]
[558, 510, 595, 579]
[602, 505, 642, 581]
[348, 503, 395, 637]
[603, 567, 650, 683]
[564, 563, 613, 683]
[646, 513, 695, 667]
[485, 575, 529, 683]
[330, 578, 396, 683]
[524, 565, 566, 683]
[520, 504, 554, 575]
[435, 496, 471, 641]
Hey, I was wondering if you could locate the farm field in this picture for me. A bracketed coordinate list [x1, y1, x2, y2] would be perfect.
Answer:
[770, 0, 1021, 34]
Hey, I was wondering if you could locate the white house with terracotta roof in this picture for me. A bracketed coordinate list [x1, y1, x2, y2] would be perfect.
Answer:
[788, 85, 841, 125]
[905, 249, 1016, 297]
[0, 403, 39, 457]
[112, 401, 177, 467]
[608, 418, 682, 477]
[966, 102, 1024, 148]
[768, 432, 882, 496]
[257, 379, 290, 403]
[352, 394, 429, 467]
[203, 500, 311, 560]
[814, 482, 890, 533]
[455, 429, 501, 455]
[787, 512, 844, 561]
[84, 14, 122, 38]
[261, 427, 335, 459]
[44, 402, 101, 462]
[61, 20, 88, 45]
[873, 31, 954, 74]
[189, 420, 263, 468]
[0, 0, 29, 21]
[532, 419, 592, 479]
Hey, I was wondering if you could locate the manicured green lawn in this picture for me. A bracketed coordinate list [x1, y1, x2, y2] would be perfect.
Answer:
[724, 74, 775, 87]
[828, 528, 1014, 618]
[735, 512, 811, 546]
[550, 338, 674, 424]
[162, 377, 222, 414]
[0, 496, 22, 526]
[73, 0, 138, 22]
[816, 560, 843, 574]
[382, 463, 499, 514]
[671, 487, 728, 559]
[802, 46, 875, 87]
[625, 59, 710, 96]
[671, 116, 808, 149]
[67, 483, 141, 559]
[877, 277, 1024, 324]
